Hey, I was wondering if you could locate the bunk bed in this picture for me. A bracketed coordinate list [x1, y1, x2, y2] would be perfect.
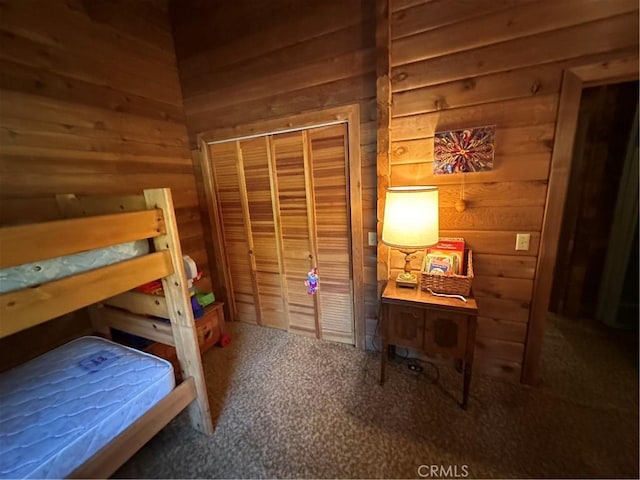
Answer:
[0, 188, 213, 479]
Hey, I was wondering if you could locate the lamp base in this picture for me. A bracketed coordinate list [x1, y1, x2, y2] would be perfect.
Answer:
[395, 271, 418, 288]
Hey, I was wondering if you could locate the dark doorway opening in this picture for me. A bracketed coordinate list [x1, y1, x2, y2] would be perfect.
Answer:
[550, 80, 638, 332]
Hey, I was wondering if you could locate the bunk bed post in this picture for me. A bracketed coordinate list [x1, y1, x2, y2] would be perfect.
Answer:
[143, 188, 214, 435]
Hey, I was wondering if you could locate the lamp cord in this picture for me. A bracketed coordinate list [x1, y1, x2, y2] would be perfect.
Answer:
[427, 288, 467, 303]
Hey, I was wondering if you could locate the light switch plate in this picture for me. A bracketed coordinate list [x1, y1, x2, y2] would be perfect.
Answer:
[368, 232, 377, 246]
[515, 233, 530, 251]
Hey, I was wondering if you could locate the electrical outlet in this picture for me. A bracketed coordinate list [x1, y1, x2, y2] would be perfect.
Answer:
[368, 232, 377, 246]
[515, 233, 530, 251]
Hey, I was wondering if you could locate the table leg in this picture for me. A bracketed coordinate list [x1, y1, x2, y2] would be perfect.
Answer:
[454, 358, 463, 374]
[380, 303, 388, 385]
[461, 315, 478, 409]
[381, 343, 388, 385]
[461, 361, 472, 409]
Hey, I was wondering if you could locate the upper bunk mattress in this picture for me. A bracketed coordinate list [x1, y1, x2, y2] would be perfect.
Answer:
[0, 336, 175, 479]
[0, 239, 150, 294]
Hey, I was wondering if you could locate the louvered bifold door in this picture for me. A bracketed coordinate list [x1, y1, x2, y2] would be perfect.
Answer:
[239, 137, 287, 330]
[209, 141, 259, 324]
[208, 125, 354, 345]
[271, 132, 317, 337]
[307, 124, 354, 344]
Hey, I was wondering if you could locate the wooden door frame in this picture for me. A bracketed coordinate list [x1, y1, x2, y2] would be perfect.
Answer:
[197, 104, 365, 349]
[522, 55, 639, 384]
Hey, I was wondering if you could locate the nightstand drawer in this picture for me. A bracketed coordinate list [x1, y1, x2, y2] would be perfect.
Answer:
[387, 305, 425, 349]
[424, 310, 468, 358]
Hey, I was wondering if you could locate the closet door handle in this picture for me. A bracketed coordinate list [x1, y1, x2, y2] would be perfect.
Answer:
[249, 249, 254, 255]
[308, 254, 313, 259]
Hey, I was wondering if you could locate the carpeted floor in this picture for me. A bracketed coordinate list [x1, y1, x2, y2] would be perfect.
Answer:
[115, 314, 638, 479]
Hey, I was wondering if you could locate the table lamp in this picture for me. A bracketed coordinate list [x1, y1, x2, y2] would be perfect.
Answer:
[382, 186, 439, 288]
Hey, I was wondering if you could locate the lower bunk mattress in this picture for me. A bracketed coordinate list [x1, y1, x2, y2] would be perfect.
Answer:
[0, 336, 175, 479]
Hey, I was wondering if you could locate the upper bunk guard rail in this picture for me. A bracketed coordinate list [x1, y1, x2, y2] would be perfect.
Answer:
[0, 209, 166, 269]
[0, 251, 173, 338]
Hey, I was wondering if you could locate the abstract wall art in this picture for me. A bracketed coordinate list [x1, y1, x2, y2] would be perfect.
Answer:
[433, 125, 496, 175]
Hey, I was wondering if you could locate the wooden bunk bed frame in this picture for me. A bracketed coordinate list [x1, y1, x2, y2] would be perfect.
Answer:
[0, 188, 213, 479]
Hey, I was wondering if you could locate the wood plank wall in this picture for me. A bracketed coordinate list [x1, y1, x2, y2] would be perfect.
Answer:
[169, 0, 380, 347]
[0, 0, 211, 364]
[386, 0, 639, 380]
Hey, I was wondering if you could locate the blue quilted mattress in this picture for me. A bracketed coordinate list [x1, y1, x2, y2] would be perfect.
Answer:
[0, 336, 175, 479]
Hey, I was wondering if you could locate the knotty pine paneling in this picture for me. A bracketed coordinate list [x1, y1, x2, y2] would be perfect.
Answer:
[0, 0, 210, 361]
[392, 13, 638, 91]
[391, 0, 531, 42]
[390, 49, 638, 117]
[386, 0, 639, 380]
[170, 0, 379, 347]
[391, 0, 636, 65]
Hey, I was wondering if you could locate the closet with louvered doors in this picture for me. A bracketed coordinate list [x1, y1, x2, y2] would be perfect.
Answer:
[206, 123, 355, 345]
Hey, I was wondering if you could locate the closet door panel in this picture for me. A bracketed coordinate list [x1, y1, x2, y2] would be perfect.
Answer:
[272, 132, 316, 336]
[209, 142, 258, 324]
[208, 124, 355, 344]
[309, 124, 354, 344]
[240, 137, 287, 330]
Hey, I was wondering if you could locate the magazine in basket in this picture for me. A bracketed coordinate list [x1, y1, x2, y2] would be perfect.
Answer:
[420, 238, 473, 296]
[422, 237, 466, 276]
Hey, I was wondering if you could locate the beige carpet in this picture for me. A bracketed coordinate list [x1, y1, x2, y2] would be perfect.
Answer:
[115, 314, 638, 479]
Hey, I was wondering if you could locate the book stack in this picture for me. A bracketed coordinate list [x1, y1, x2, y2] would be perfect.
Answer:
[423, 238, 466, 276]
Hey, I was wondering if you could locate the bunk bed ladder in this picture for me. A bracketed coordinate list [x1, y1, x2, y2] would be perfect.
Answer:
[143, 188, 214, 436]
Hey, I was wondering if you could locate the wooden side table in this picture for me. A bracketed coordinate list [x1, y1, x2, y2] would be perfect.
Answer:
[197, 302, 226, 352]
[143, 302, 226, 383]
[380, 280, 479, 409]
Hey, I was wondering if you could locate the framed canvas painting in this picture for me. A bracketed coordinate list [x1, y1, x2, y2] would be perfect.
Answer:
[433, 125, 495, 175]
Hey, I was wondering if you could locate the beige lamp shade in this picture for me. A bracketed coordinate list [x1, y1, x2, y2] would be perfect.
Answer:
[382, 186, 439, 248]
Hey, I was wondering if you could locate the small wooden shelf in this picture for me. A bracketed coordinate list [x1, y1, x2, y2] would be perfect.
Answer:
[197, 302, 226, 351]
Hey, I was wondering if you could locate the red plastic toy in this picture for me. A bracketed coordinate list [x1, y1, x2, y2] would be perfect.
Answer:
[219, 334, 231, 348]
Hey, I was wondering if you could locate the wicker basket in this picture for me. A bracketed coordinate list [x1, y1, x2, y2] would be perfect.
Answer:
[420, 249, 474, 296]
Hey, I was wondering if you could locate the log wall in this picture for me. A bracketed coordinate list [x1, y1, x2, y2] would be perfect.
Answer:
[0, 0, 210, 363]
